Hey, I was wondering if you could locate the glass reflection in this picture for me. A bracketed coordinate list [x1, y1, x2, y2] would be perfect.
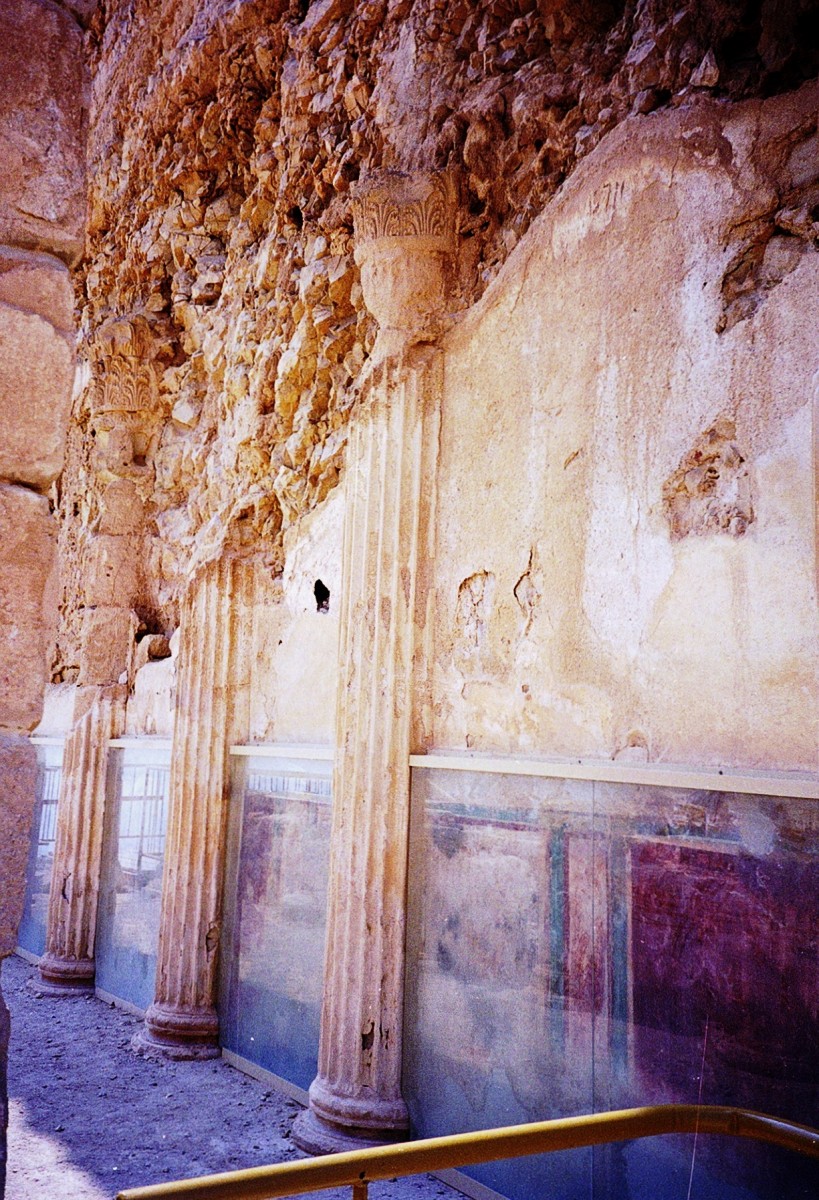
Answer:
[221, 755, 332, 1091]
[18, 742, 63, 957]
[404, 769, 819, 1200]
[95, 748, 170, 1012]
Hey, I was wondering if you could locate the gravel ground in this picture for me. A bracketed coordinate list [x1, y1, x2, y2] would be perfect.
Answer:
[4, 955, 460, 1200]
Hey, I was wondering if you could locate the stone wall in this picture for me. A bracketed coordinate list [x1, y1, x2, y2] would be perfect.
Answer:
[0, 0, 88, 1187]
[13, 1, 816, 1165]
[53, 0, 819, 690]
[431, 84, 819, 771]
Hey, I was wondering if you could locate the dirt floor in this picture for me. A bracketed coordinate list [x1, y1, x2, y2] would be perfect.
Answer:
[4, 955, 461, 1200]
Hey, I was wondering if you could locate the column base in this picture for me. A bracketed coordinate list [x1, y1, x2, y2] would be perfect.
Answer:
[133, 1001, 221, 1061]
[292, 1077, 409, 1155]
[292, 1108, 411, 1155]
[37, 954, 95, 995]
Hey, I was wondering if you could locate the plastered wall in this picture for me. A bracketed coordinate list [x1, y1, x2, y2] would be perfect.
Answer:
[430, 88, 818, 772]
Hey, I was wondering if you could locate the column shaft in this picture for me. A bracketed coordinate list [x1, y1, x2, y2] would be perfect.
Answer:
[295, 349, 441, 1150]
[39, 687, 126, 989]
[294, 169, 455, 1153]
[139, 557, 252, 1056]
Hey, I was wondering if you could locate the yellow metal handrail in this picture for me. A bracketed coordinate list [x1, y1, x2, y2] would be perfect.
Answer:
[118, 1104, 819, 1200]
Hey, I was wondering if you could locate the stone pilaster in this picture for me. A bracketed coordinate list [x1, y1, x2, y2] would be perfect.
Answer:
[39, 687, 127, 990]
[294, 171, 455, 1153]
[138, 557, 252, 1057]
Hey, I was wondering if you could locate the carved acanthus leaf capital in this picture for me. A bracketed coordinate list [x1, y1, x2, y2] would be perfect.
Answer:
[88, 313, 159, 417]
[352, 171, 457, 252]
[351, 172, 458, 351]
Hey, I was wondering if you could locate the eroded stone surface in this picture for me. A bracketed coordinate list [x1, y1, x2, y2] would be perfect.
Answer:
[52, 0, 819, 683]
[77, 607, 138, 686]
[0, 247, 74, 334]
[0, 0, 86, 264]
[0, 485, 56, 732]
[663, 417, 754, 541]
[0, 737, 38, 958]
[0, 303, 74, 490]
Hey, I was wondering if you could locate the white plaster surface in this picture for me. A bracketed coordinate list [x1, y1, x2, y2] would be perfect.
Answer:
[430, 101, 819, 772]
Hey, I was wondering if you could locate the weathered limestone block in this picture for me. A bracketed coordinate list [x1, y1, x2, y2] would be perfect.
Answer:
[33, 682, 77, 737]
[98, 479, 145, 535]
[82, 534, 140, 607]
[0, 735, 38, 957]
[0, 0, 86, 264]
[61, 0, 97, 27]
[125, 656, 175, 739]
[0, 247, 74, 334]
[78, 606, 138, 686]
[0, 484, 56, 731]
[40, 686, 126, 989]
[0, 302, 74, 489]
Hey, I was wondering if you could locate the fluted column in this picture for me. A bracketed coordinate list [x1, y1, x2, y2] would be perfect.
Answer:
[294, 171, 455, 1152]
[39, 687, 127, 990]
[138, 556, 252, 1057]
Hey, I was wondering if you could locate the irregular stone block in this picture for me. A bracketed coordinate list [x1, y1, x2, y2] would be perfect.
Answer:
[0, 300, 74, 489]
[0, 734, 37, 956]
[0, 484, 55, 731]
[0, 0, 85, 264]
[33, 681, 76, 736]
[0, 246, 74, 334]
[82, 535, 140, 607]
[78, 607, 137, 686]
[98, 479, 144, 535]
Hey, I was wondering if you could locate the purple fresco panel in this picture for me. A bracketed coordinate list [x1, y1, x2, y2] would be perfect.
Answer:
[631, 838, 819, 1119]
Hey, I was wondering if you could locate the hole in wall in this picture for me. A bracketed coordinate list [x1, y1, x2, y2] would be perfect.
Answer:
[287, 205, 304, 230]
[314, 579, 330, 613]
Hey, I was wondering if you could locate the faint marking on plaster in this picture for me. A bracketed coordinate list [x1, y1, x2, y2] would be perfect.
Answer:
[432, 817, 465, 859]
[613, 729, 650, 763]
[552, 171, 635, 257]
[587, 177, 627, 219]
[662, 417, 754, 541]
[454, 571, 495, 671]
[513, 550, 541, 636]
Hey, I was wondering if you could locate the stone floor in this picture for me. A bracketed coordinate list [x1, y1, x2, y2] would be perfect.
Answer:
[4, 955, 460, 1200]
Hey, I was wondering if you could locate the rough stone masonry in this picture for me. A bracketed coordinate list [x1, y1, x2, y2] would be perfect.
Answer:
[0, 0, 88, 1190]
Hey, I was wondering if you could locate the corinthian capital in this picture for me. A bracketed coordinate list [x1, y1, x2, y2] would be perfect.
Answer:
[89, 313, 159, 417]
[352, 171, 457, 355]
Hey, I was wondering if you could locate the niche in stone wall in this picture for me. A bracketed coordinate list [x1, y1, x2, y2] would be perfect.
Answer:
[314, 579, 330, 613]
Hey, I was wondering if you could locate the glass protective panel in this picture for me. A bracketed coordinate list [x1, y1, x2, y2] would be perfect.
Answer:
[221, 755, 332, 1091]
[404, 768, 819, 1200]
[95, 747, 170, 1011]
[17, 742, 64, 957]
[405, 769, 595, 1199]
